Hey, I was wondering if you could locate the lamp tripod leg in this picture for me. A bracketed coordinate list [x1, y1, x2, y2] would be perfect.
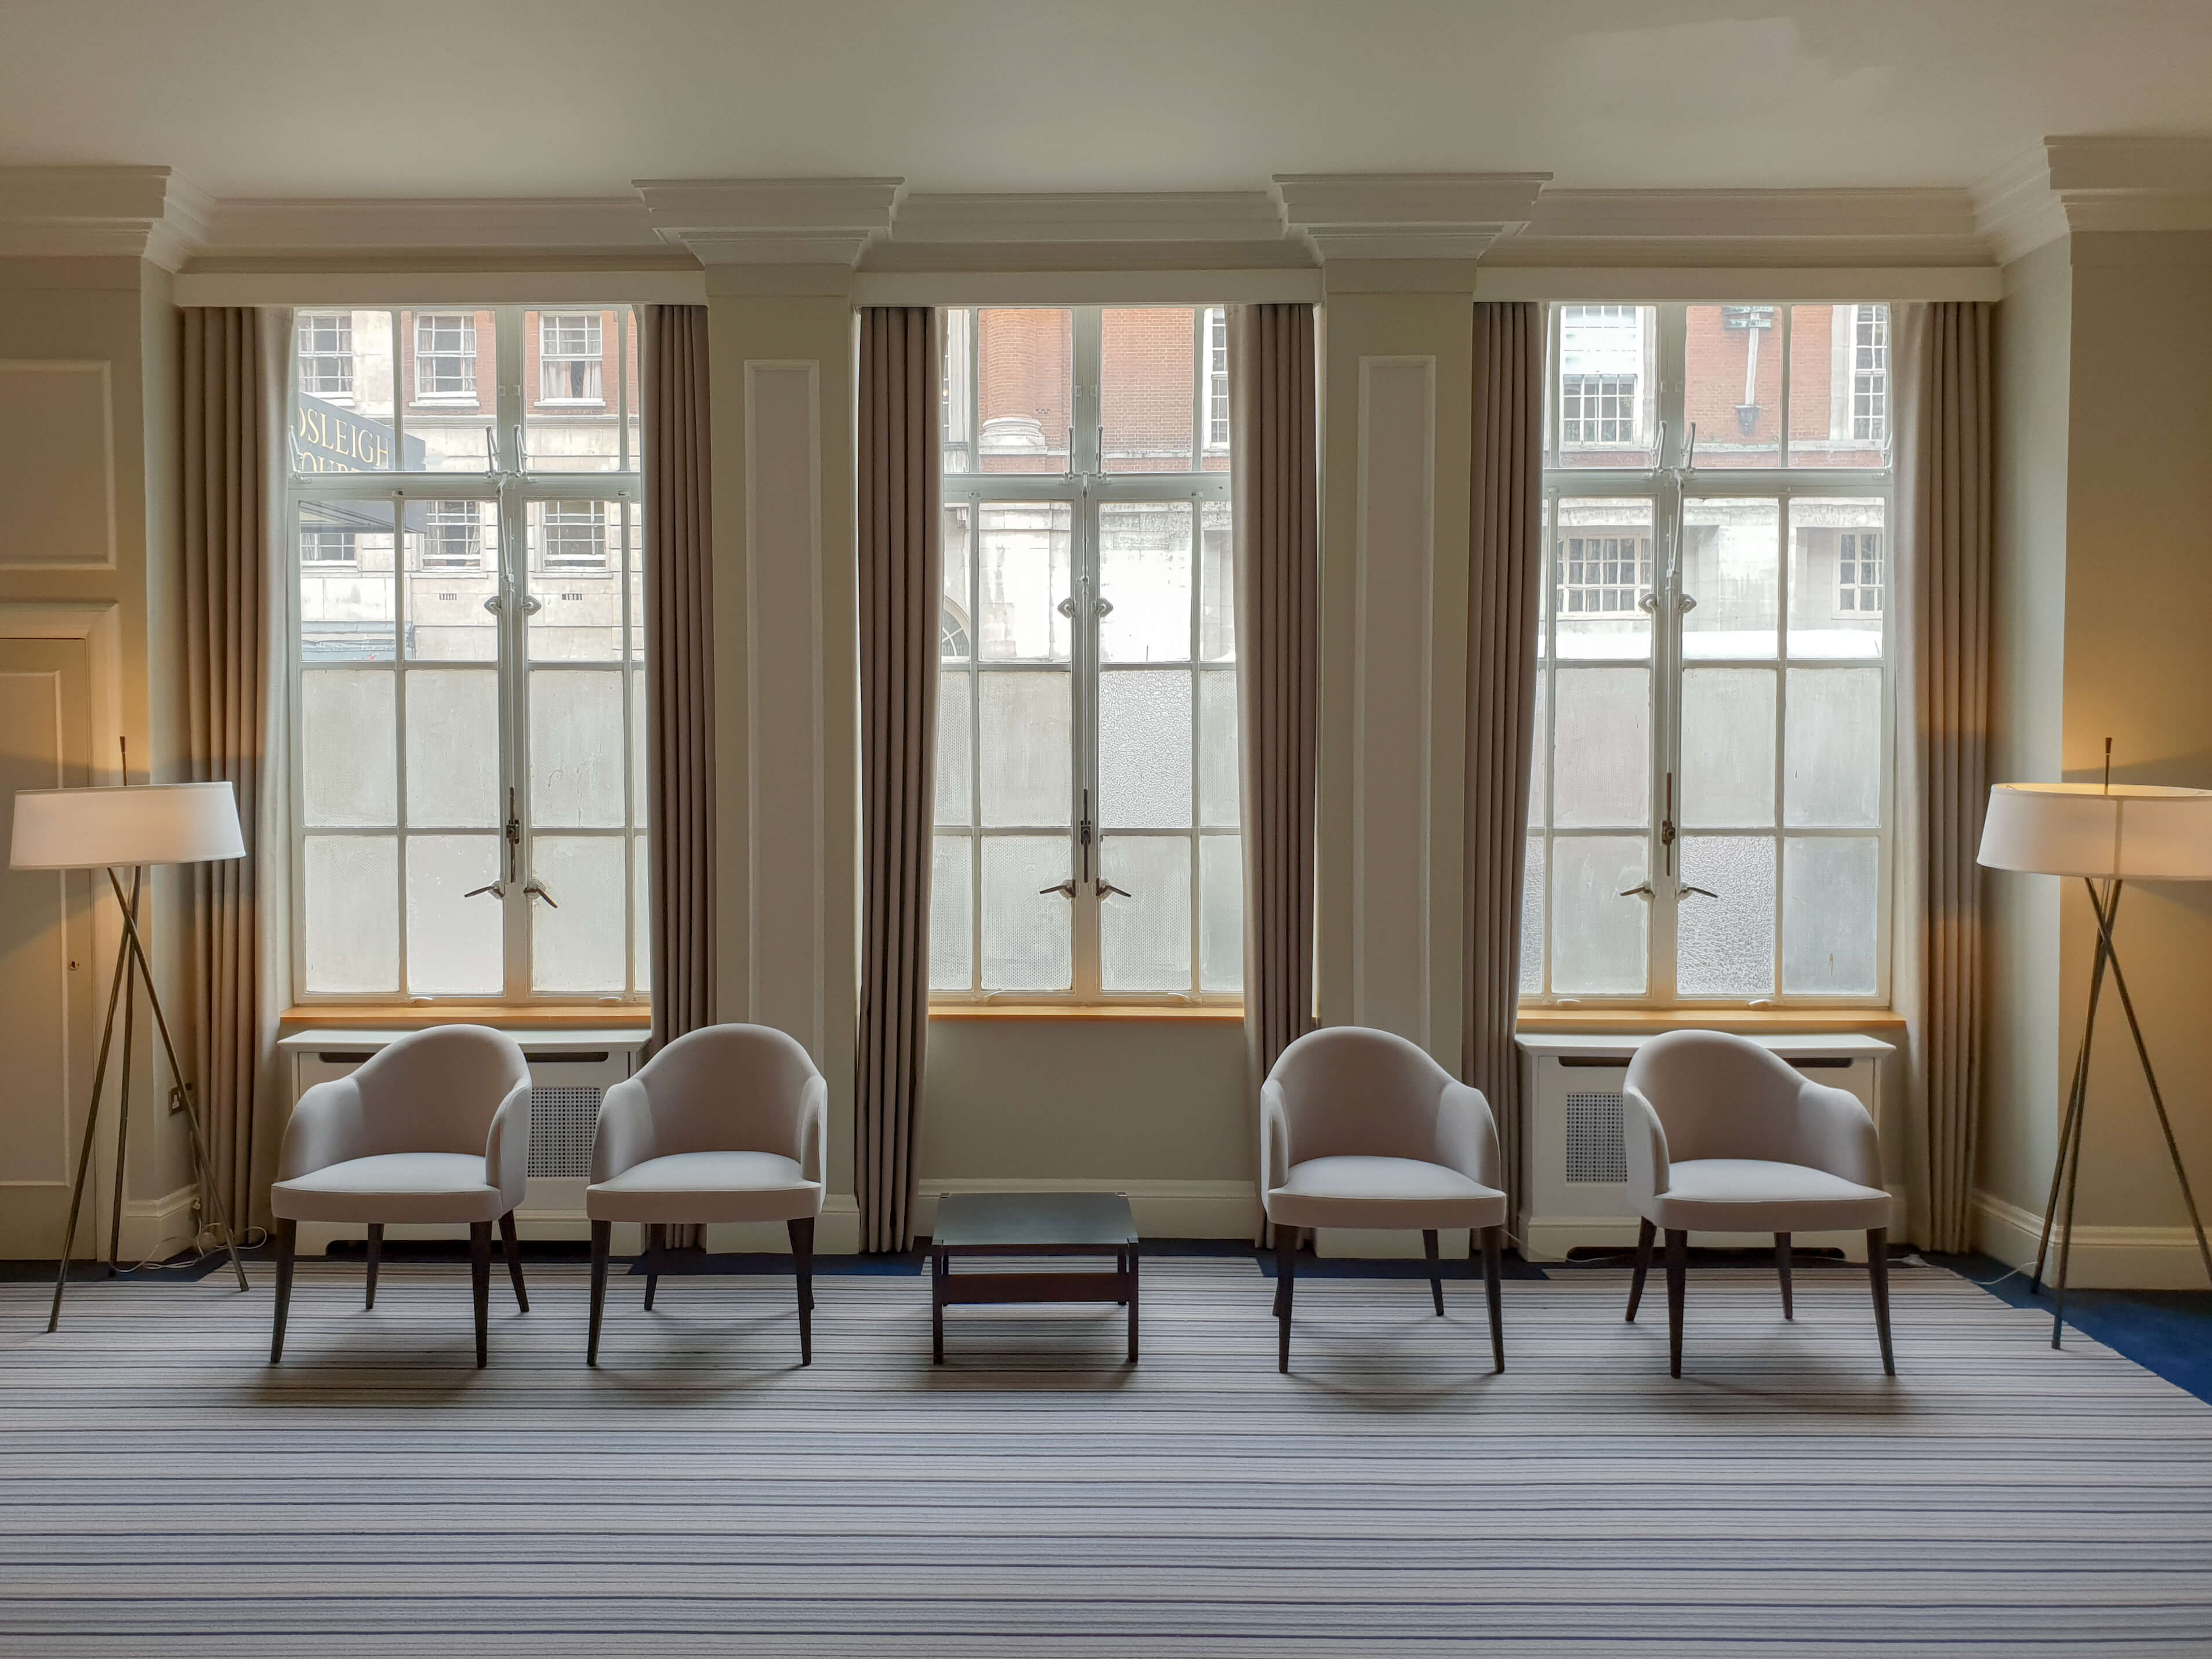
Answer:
[2050, 893, 2105, 1348]
[48, 888, 137, 1332]
[2034, 890, 2113, 1293]
[105, 870, 141, 1275]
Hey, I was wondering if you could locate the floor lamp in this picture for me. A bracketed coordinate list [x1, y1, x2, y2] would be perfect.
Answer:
[9, 779, 252, 1328]
[1977, 776, 2212, 1347]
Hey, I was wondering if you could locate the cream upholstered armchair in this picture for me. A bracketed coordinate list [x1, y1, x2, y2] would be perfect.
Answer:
[1623, 1030, 1895, 1377]
[585, 1024, 828, 1366]
[1260, 1026, 1508, 1374]
[269, 1024, 532, 1367]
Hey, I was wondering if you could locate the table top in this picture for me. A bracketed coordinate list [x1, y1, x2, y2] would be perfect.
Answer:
[931, 1191, 1138, 1251]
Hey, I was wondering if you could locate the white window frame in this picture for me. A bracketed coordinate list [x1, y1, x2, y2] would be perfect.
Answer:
[935, 305, 1237, 1006]
[414, 312, 478, 401]
[1525, 301, 1894, 1010]
[538, 311, 605, 405]
[285, 305, 646, 1007]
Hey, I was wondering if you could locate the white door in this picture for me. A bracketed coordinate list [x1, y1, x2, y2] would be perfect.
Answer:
[0, 636, 97, 1258]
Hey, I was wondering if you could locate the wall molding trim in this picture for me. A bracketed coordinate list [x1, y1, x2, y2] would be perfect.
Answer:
[0, 165, 209, 268]
[639, 178, 904, 267]
[1973, 1187, 2212, 1291]
[1276, 172, 1549, 261]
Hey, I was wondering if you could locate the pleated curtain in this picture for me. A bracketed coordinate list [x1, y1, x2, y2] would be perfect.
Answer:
[180, 307, 283, 1233]
[854, 307, 942, 1254]
[1462, 302, 1546, 1225]
[1230, 305, 1320, 1176]
[641, 305, 717, 1052]
[1894, 301, 1995, 1253]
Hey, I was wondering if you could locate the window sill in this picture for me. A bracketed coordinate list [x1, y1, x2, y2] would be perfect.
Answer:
[1515, 1006, 1904, 1034]
[280, 1002, 650, 1032]
[930, 1004, 1244, 1022]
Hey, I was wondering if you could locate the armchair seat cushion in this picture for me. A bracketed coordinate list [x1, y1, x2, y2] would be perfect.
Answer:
[270, 1152, 503, 1225]
[1266, 1154, 1506, 1231]
[1645, 1158, 1891, 1233]
[585, 1150, 822, 1225]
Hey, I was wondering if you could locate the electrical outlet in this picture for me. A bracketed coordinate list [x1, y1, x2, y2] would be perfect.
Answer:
[168, 1084, 188, 1117]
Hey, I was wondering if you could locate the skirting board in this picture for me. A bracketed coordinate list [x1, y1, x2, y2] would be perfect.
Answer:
[913, 1178, 1259, 1241]
[117, 1185, 201, 1265]
[1974, 1187, 2212, 1291]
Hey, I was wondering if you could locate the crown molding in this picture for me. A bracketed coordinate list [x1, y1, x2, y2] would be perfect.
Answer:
[1491, 187, 1986, 266]
[891, 191, 1285, 244]
[1974, 136, 2212, 264]
[635, 176, 904, 266]
[198, 195, 661, 255]
[0, 165, 210, 268]
[1274, 172, 1550, 260]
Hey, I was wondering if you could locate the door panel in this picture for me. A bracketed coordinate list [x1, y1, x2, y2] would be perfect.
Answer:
[0, 637, 95, 1257]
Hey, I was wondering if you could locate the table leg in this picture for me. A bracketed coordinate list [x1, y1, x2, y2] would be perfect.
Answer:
[931, 1248, 945, 1365]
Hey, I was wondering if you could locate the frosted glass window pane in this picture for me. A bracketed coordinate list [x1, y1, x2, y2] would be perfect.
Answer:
[977, 502, 1071, 661]
[1554, 498, 1652, 661]
[300, 670, 396, 828]
[1681, 498, 1779, 660]
[632, 835, 650, 994]
[303, 835, 398, 993]
[1783, 836, 1880, 994]
[1787, 498, 1887, 659]
[1785, 667, 1882, 828]
[1200, 834, 1243, 993]
[978, 672, 1069, 827]
[1526, 673, 1547, 827]
[531, 835, 626, 993]
[530, 669, 626, 828]
[941, 504, 972, 658]
[981, 836, 1071, 991]
[1199, 502, 1234, 661]
[1101, 307, 1195, 473]
[1098, 669, 1194, 829]
[1551, 667, 1649, 829]
[405, 835, 503, 995]
[404, 499, 498, 662]
[1520, 835, 1544, 994]
[935, 671, 973, 826]
[1680, 668, 1775, 828]
[1098, 501, 1192, 662]
[297, 499, 396, 661]
[630, 669, 648, 828]
[1100, 835, 1191, 992]
[1550, 836, 1648, 996]
[404, 669, 499, 827]
[1198, 668, 1239, 828]
[1684, 306, 1781, 467]
[930, 834, 973, 992]
[1676, 835, 1776, 998]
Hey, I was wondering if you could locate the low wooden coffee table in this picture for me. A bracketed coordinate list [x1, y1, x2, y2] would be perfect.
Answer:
[929, 1191, 1140, 1364]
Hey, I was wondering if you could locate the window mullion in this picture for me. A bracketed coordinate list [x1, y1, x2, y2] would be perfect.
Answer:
[495, 307, 531, 999]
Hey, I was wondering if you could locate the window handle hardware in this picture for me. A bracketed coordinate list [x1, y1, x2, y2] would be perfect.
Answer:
[1678, 883, 1719, 900]
[504, 788, 521, 884]
[1078, 788, 1094, 882]
[520, 594, 543, 615]
[463, 882, 505, 900]
[1676, 591, 1698, 613]
[1617, 882, 1655, 900]
[1660, 772, 1677, 875]
[1038, 879, 1076, 899]
[1094, 594, 1115, 619]
[1637, 591, 1659, 614]
[483, 593, 505, 615]
[1057, 596, 1076, 619]
[524, 878, 558, 908]
[1097, 879, 1133, 900]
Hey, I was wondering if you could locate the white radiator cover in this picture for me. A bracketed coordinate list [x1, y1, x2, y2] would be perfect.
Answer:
[1514, 1031, 1898, 1264]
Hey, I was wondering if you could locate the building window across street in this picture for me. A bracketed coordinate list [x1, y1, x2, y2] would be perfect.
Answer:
[1837, 530, 1883, 614]
[285, 305, 646, 1005]
[296, 312, 354, 400]
[539, 312, 604, 403]
[933, 305, 1238, 1004]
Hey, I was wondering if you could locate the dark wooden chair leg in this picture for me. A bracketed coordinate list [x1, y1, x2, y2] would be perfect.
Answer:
[469, 1220, 491, 1368]
[364, 1222, 381, 1310]
[1775, 1232, 1794, 1320]
[1626, 1217, 1655, 1323]
[1423, 1228, 1445, 1316]
[587, 1221, 610, 1366]
[1271, 1228, 1288, 1319]
[1126, 1244, 1140, 1364]
[787, 1216, 815, 1367]
[1275, 1226, 1297, 1372]
[1868, 1226, 1895, 1375]
[1665, 1227, 1688, 1378]
[931, 1248, 946, 1365]
[498, 1211, 529, 1312]
[643, 1223, 661, 1311]
[1481, 1224, 1505, 1374]
[270, 1219, 296, 1363]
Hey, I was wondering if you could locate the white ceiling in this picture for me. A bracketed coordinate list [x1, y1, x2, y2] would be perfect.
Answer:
[2, 0, 2210, 200]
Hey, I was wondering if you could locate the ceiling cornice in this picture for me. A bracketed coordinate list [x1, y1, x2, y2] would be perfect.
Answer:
[1973, 136, 2212, 263]
[1274, 173, 1550, 260]
[1492, 187, 1986, 267]
[200, 195, 659, 255]
[891, 191, 1284, 245]
[635, 177, 904, 266]
[0, 165, 209, 268]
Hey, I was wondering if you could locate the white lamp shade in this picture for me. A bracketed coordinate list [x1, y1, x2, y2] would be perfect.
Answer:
[9, 783, 245, 870]
[1978, 782, 2212, 880]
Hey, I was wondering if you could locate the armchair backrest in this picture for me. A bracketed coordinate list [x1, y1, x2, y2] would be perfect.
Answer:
[1623, 1030, 1814, 1165]
[1267, 1026, 1456, 1164]
[350, 1025, 530, 1156]
[630, 1023, 823, 1159]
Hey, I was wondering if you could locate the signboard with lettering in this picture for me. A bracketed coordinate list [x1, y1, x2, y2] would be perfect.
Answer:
[291, 393, 427, 474]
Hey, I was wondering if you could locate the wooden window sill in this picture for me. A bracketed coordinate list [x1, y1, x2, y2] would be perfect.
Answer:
[280, 1003, 651, 1032]
[929, 1005, 1245, 1022]
[1515, 1007, 1905, 1034]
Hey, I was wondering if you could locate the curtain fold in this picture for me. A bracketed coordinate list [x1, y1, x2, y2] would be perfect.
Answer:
[642, 305, 717, 1051]
[180, 307, 276, 1236]
[1231, 304, 1320, 1194]
[1895, 301, 1995, 1253]
[1462, 302, 1545, 1227]
[855, 307, 942, 1254]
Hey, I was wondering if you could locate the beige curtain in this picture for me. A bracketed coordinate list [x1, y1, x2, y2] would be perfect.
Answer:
[181, 307, 280, 1234]
[1231, 305, 1320, 1167]
[855, 307, 942, 1254]
[1895, 302, 1995, 1252]
[1462, 302, 1545, 1227]
[641, 305, 717, 1051]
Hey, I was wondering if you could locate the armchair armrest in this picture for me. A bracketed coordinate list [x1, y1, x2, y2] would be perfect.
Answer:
[484, 1077, 533, 1211]
[1435, 1081, 1502, 1190]
[1623, 1086, 1670, 1208]
[277, 1077, 367, 1182]
[1260, 1078, 1292, 1195]
[797, 1074, 828, 1186]
[589, 1076, 655, 1185]
[1791, 1078, 1884, 1189]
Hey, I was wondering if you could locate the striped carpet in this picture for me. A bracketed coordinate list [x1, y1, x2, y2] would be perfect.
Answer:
[3, 1256, 2210, 1657]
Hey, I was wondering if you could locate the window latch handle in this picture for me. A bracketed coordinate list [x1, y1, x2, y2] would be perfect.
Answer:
[524, 878, 558, 908]
[1097, 879, 1133, 900]
[1038, 879, 1076, 899]
[463, 882, 505, 900]
[1678, 883, 1719, 900]
[1618, 882, 1655, 900]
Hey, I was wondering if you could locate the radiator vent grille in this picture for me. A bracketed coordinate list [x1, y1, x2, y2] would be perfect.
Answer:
[1564, 1092, 1628, 1185]
[528, 1086, 602, 1178]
